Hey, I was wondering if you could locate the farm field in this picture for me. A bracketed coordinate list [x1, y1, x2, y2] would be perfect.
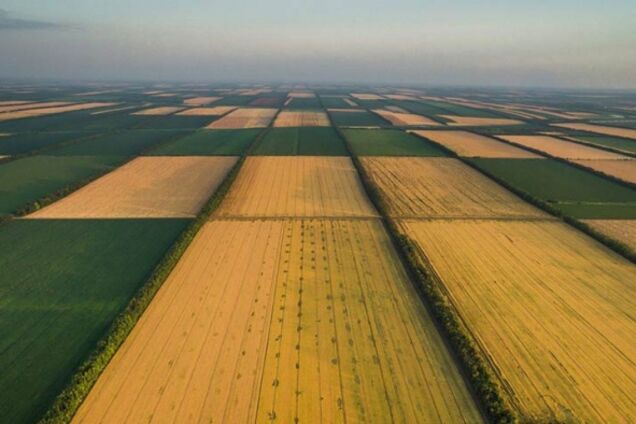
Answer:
[132, 106, 184, 116]
[342, 128, 449, 156]
[73, 218, 482, 424]
[206, 107, 278, 129]
[564, 135, 636, 154]
[583, 219, 636, 251]
[251, 127, 347, 155]
[328, 109, 388, 127]
[215, 156, 378, 217]
[285, 96, 323, 109]
[0, 218, 189, 424]
[0, 102, 115, 121]
[372, 109, 441, 126]
[469, 158, 636, 218]
[175, 106, 235, 116]
[147, 128, 261, 155]
[273, 110, 330, 127]
[572, 159, 636, 185]
[0, 131, 97, 156]
[441, 115, 523, 126]
[362, 157, 545, 218]
[398, 218, 636, 422]
[499, 135, 629, 159]
[29, 156, 237, 218]
[413, 130, 540, 158]
[553, 122, 636, 140]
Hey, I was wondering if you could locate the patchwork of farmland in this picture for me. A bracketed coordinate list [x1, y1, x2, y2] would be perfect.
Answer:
[1, 84, 635, 424]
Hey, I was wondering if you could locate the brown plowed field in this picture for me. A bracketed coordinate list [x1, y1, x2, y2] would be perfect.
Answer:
[413, 130, 541, 158]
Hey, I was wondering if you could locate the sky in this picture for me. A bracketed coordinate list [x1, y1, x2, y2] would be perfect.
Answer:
[0, 0, 634, 89]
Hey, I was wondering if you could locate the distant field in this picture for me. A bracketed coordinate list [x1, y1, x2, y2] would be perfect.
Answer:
[499, 135, 628, 159]
[207, 108, 277, 129]
[420, 99, 504, 118]
[213, 95, 257, 106]
[0, 218, 189, 424]
[319, 96, 354, 109]
[414, 130, 540, 158]
[251, 127, 347, 155]
[566, 135, 636, 154]
[0, 131, 96, 156]
[73, 218, 482, 424]
[553, 122, 636, 140]
[470, 158, 636, 218]
[285, 97, 323, 109]
[329, 110, 387, 127]
[342, 128, 448, 156]
[215, 156, 378, 217]
[132, 115, 212, 130]
[148, 129, 260, 155]
[399, 218, 636, 422]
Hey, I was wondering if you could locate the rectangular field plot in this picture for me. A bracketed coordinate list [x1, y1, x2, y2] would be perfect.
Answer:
[215, 156, 378, 218]
[183, 96, 221, 106]
[441, 115, 524, 126]
[132, 115, 213, 130]
[319, 96, 355, 109]
[0, 218, 188, 424]
[273, 110, 330, 127]
[362, 157, 545, 218]
[399, 218, 636, 422]
[29, 156, 236, 218]
[342, 128, 449, 156]
[73, 219, 482, 424]
[372, 109, 441, 126]
[148, 129, 260, 155]
[553, 122, 636, 140]
[206, 108, 277, 129]
[499, 135, 629, 159]
[470, 158, 636, 218]
[329, 109, 387, 127]
[285, 97, 323, 109]
[132, 106, 184, 115]
[565, 135, 636, 154]
[572, 159, 636, 185]
[176, 106, 235, 116]
[0, 131, 96, 156]
[251, 127, 347, 156]
[583, 219, 636, 251]
[413, 130, 541, 158]
[0, 102, 116, 121]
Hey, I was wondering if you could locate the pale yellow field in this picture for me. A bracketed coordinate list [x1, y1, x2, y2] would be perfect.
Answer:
[571, 159, 636, 184]
[361, 157, 545, 219]
[0, 100, 33, 106]
[350, 93, 384, 100]
[176, 106, 236, 116]
[287, 91, 315, 98]
[385, 94, 418, 100]
[0, 102, 115, 121]
[91, 105, 138, 115]
[583, 219, 636, 251]
[132, 106, 184, 115]
[29, 156, 237, 218]
[273, 110, 330, 127]
[399, 219, 636, 422]
[412, 130, 541, 158]
[553, 123, 636, 140]
[372, 110, 441, 126]
[206, 108, 278, 129]
[0, 101, 69, 113]
[73, 218, 482, 424]
[441, 115, 524, 126]
[183, 96, 221, 106]
[500, 135, 628, 160]
[216, 156, 378, 218]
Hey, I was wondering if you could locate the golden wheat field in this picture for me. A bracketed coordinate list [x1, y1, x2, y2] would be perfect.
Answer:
[273, 110, 330, 127]
[399, 218, 636, 423]
[583, 219, 636, 251]
[361, 157, 545, 218]
[372, 110, 441, 126]
[73, 218, 482, 424]
[413, 130, 541, 158]
[206, 108, 278, 129]
[552, 123, 636, 140]
[441, 115, 523, 126]
[287, 91, 315, 98]
[500, 135, 629, 159]
[132, 106, 185, 115]
[0, 101, 69, 113]
[29, 156, 237, 218]
[0, 102, 116, 121]
[183, 96, 221, 106]
[176, 106, 236, 116]
[216, 156, 378, 218]
[572, 159, 636, 184]
[350, 93, 384, 100]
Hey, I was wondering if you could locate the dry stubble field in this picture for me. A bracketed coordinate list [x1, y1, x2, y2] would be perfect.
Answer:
[499, 135, 629, 160]
[572, 159, 636, 184]
[206, 108, 278, 129]
[372, 110, 441, 126]
[273, 111, 330, 127]
[553, 123, 636, 140]
[412, 130, 540, 158]
[583, 219, 636, 251]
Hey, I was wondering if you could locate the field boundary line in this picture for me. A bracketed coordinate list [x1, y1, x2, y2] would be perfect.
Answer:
[327, 113, 515, 423]
[556, 134, 636, 158]
[39, 125, 269, 424]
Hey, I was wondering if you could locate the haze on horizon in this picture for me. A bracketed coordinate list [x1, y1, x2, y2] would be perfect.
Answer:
[0, 0, 634, 89]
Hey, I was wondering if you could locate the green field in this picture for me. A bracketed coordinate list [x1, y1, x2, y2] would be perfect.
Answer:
[132, 115, 211, 130]
[342, 128, 449, 156]
[286, 97, 323, 109]
[251, 127, 347, 155]
[318, 96, 355, 109]
[0, 131, 96, 156]
[0, 109, 147, 133]
[148, 129, 260, 155]
[421, 100, 505, 118]
[568, 135, 636, 154]
[470, 158, 636, 218]
[214, 96, 257, 106]
[0, 218, 189, 424]
[329, 110, 388, 127]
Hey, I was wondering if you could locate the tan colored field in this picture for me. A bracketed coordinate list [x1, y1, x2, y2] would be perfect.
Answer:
[583, 219, 636, 251]
[441, 115, 524, 126]
[183, 96, 221, 106]
[362, 157, 545, 219]
[288, 91, 315, 98]
[572, 159, 636, 184]
[176, 106, 236, 116]
[91, 105, 138, 115]
[553, 123, 636, 140]
[413, 130, 540, 158]
[273, 110, 330, 127]
[385, 94, 418, 100]
[0, 102, 115, 121]
[399, 219, 636, 422]
[372, 110, 441, 126]
[351, 93, 384, 100]
[73, 218, 482, 424]
[29, 156, 237, 218]
[0, 101, 70, 113]
[216, 156, 378, 218]
[0, 100, 33, 106]
[206, 108, 278, 129]
[343, 98, 358, 107]
[500, 135, 628, 160]
[132, 106, 184, 115]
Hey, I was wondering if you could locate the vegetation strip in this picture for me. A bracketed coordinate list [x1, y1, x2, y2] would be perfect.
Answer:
[330, 120, 515, 423]
[39, 127, 269, 424]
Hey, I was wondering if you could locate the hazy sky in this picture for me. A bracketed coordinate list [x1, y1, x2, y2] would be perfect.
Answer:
[0, 0, 634, 88]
